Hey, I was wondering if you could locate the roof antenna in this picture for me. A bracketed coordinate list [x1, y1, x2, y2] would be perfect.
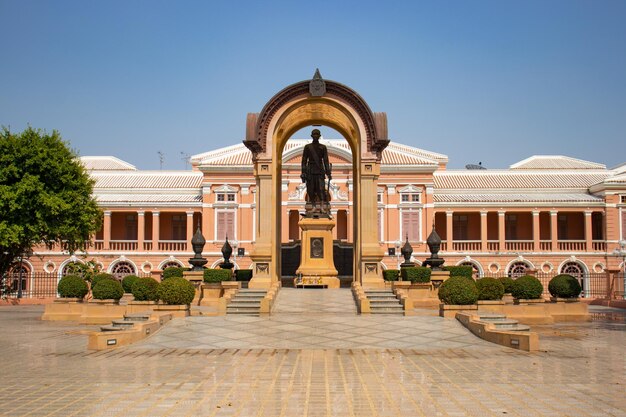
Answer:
[180, 152, 190, 169]
[157, 151, 164, 170]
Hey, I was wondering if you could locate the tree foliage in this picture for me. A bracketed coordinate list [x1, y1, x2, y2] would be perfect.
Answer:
[0, 127, 102, 276]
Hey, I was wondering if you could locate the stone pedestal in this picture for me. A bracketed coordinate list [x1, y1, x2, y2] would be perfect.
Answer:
[296, 217, 339, 288]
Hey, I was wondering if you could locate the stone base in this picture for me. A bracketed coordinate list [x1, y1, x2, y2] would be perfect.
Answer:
[296, 217, 339, 283]
[439, 303, 478, 318]
[153, 304, 190, 318]
[294, 275, 340, 288]
[41, 298, 85, 321]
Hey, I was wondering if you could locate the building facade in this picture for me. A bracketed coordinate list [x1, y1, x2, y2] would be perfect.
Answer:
[9, 140, 626, 296]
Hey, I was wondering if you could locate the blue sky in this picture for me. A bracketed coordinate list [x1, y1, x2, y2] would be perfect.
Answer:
[1, 0, 625, 170]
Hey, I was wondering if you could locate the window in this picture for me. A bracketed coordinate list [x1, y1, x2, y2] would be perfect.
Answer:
[621, 195, 626, 203]
[377, 193, 382, 203]
[453, 215, 468, 240]
[161, 261, 183, 270]
[558, 214, 568, 240]
[401, 194, 409, 202]
[401, 193, 420, 203]
[227, 194, 235, 202]
[216, 193, 235, 203]
[217, 211, 235, 241]
[377, 210, 382, 242]
[508, 261, 529, 278]
[217, 194, 225, 202]
[125, 214, 137, 240]
[172, 215, 186, 240]
[505, 214, 517, 240]
[111, 261, 136, 279]
[401, 211, 420, 241]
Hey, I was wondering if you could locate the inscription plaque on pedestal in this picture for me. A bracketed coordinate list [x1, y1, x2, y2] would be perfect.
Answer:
[311, 238, 324, 258]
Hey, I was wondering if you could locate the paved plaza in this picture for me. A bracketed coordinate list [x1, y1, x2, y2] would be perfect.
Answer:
[0, 289, 625, 417]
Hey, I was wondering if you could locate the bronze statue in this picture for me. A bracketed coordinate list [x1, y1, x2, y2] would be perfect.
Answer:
[301, 129, 332, 209]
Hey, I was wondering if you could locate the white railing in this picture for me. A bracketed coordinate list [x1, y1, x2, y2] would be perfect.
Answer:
[109, 240, 138, 251]
[505, 240, 533, 252]
[558, 240, 586, 251]
[540, 240, 552, 251]
[452, 240, 481, 252]
[440, 241, 447, 251]
[487, 241, 499, 251]
[143, 241, 152, 251]
[93, 240, 104, 250]
[158, 240, 187, 251]
[592, 241, 607, 252]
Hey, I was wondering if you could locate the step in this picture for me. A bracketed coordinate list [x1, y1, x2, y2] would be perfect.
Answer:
[226, 307, 261, 314]
[228, 303, 261, 309]
[370, 309, 404, 314]
[111, 320, 136, 327]
[369, 301, 403, 307]
[229, 298, 262, 304]
[364, 290, 394, 295]
[123, 313, 151, 321]
[100, 325, 129, 332]
[475, 313, 507, 321]
[238, 290, 267, 295]
[234, 293, 266, 298]
[367, 295, 399, 300]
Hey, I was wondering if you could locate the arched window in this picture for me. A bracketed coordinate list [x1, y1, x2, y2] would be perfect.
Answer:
[560, 262, 584, 279]
[508, 261, 530, 278]
[110, 261, 136, 279]
[161, 261, 183, 270]
[8, 264, 29, 292]
[61, 261, 83, 277]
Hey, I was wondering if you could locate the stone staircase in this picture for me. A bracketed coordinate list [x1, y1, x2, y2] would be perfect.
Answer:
[364, 289, 404, 314]
[226, 289, 267, 316]
[474, 312, 530, 332]
[99, 312, 151, 332]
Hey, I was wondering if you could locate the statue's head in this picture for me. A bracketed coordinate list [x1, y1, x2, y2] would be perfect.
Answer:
[311, 129, 321, 141]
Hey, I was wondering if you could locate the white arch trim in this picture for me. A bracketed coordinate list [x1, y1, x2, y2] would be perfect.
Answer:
[455, 257, 484, 277]
[505, 257, 535, 274]
[107, 257, 139, 275]
[210, 259, 240, 270]
[57, 257, 85, 279]
[558, 258, 589, 275]
[157, 258, 185, 270]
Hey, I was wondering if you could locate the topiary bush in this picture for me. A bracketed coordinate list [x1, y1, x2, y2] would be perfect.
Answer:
[235, 269, 253, 282]
[498, 277, 515, 294]
[203, 268, 232, 283]
[443, 266, 474, 280]
[438, 276, 479, 305]
[91, 273, 116, 290]
[92, 278, 124, 301]
[162, 267, 185, 280]
[157, 277, 195, 305]
[131, 277, 160, 301]
[511, 275, 544, 300]
[475, 278, 505, 301]
[383, 269, 399, 281]
[121, 275, 140, 293]
[548, 274, 582, 298]
[57, 275, 89, 299]
[401, 267, 431, 283]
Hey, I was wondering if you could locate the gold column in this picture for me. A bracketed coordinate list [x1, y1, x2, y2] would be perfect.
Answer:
[498, 211, 506, 252]
[152, 211, 160, 252]
[532, 210, 540, 252]
[103, 211, 111, 250]
[137, 211, 145, 251]
[550, 210, 558, 251]
[480, 211, 488, 252]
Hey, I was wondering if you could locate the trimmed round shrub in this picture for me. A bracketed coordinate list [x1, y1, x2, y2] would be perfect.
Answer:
[57, 275, 89, 299]
[162, 267, 185, 280]
[401, 267, 431, 283]
[91, 273, 116, 290]
[475, 278, 505, 301]
[548, 274, 582, 298]
[443, 266, 474, 280]
[203, 268, 232, 283]
[383, 269, 399, 281]
[511, 275, 544, 300]
[235, 269, 253, 282]
[498, 277, 515, 294]
[121, 275, 140, 293]
[92, 278, 124, 300]
[131, 277, 160, 301]
[157, 277, 196, 305]
[438, 276, 479, 305]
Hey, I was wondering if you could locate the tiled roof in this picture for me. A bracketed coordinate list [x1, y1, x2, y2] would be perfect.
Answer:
[91, 171, 203, 189]
[602, 173, 626, 184]
[191, 140, 445, 167]
[434, 193, 603, 203]
[434, 171, 610, 190]
[510, 155, 605, 170]
[94, 194, 202, 203]
[80, 156, 137, 171]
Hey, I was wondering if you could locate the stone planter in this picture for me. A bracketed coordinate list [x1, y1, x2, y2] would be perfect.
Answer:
[41, 298, 85, 321]
[477, 300, 505, 312]
[407, 282, 432, 299]
[120, 292, 134, 304]
[439, 303, 478, 318]
[514, 298, 546, 305]
[80, 299, 126, 324]
[502, 293, 514, 304]
[549, 297, 580, 303]
[154, 303, 190, 318]
[546, 298, 590, 322]
[127, 300, 158, 314]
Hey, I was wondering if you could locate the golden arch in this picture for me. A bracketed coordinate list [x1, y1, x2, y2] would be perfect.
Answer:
[244, 77, 389, 288]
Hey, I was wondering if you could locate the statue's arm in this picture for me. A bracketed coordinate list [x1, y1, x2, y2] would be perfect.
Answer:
[323, 147, 331, 179]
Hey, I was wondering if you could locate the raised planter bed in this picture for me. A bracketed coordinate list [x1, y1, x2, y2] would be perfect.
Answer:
[439, 303, 478, 318]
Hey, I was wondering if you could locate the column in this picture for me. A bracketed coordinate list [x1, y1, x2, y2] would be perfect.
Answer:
[498, 211, 506, 252]
[137, 211, 145, 251]
[186, 211, 194, 252]
[103, 211, 111, 250]
[480, 211, 488, 252]
[152, 211, 160, 252]
[532, 210, 540, 252]
[446, 211, 453, 251]
[550, 210, 558, 251]
[584, 210, 593, 252]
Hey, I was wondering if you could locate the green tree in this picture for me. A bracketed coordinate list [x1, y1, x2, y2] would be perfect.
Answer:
[0, 127, 102, 276]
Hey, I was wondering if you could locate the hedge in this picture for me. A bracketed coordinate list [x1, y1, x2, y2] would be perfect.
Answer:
[131, 277, 160, 301]
[162, 267, 185, 280]
[443, 266, 474, 280]
[511, 275, 544, 300]
[475, 278, 505, 301]
[91, 273, 116, 290]
[203, 268, 232, 283]
[548, 274, 582, 298]
[92, 279, 124, 301]
[401, 267, 431, 283]
[438, 276, 479, 305]
[498, 277, 515, 294]
[121, 275, 140, 293]
[235, 269, 253, 281]
[383, 269, 399, 281]
[157, 277, 196, 305]
[57, 275, 89, 299]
